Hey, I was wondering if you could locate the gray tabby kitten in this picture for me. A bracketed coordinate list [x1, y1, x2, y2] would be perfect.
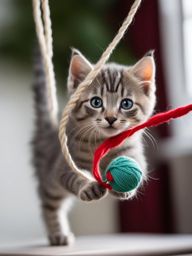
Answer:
[32, 49, 156, 246]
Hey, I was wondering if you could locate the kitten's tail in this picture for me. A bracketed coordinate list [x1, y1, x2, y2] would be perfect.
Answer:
[32, 47, 58, 131]
[32, 47, 60, 172]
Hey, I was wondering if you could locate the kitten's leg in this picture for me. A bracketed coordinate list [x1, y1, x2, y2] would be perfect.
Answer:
[79, 181, 107, 201]
[61, 170, 107, 202]
[40, 188, 74, 246]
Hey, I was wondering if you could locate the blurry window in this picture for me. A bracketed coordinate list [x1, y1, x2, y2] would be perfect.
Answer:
[182, 0, 192, 96]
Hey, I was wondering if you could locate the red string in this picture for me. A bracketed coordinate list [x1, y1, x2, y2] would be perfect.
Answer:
[93, 104, 192, 188]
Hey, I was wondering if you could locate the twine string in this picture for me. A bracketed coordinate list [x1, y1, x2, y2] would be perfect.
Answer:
[32, 0, 58, 125]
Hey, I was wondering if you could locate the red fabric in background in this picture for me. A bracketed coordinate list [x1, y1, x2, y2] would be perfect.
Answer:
[120, 164, 173, 233]
[110, 0, 174, 233]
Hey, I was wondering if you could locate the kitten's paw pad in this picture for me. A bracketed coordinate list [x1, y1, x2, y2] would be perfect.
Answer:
[79, 182, 107, 201]
[49, 232, 75, 246]
[109, 190, 135, 200]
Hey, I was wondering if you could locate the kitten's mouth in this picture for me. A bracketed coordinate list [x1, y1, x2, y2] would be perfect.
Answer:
[99, 125, 120, 137]
[99, 123, 130, 137]
[106, 125, 116, 129]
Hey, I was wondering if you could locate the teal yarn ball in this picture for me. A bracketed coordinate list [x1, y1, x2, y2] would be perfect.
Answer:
[104, 156, 142, 192]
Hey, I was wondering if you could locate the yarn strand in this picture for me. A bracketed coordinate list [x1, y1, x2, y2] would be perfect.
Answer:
[58, 0, 142, 177]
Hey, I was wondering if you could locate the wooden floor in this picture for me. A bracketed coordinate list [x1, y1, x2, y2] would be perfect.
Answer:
[1, 234, 192, 256]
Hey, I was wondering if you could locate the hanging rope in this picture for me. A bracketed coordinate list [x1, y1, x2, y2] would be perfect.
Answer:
[58, 0, 142, 178]
[32, 0, 58, 125]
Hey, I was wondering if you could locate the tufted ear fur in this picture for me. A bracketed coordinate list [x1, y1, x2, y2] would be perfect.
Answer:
[131, 51, 156, 95]
[67, 49, 92, 94]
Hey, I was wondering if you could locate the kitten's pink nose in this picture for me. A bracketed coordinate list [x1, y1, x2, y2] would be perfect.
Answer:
[105, 116, 117, 125]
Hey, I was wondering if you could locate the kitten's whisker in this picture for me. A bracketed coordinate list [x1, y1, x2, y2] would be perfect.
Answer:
[79, 125, 95, 151]
[143, 130, 153, 148]
[78, 125, 94, 151]
[145, 128, 158, 150]
[90, 127, 98, 152]
[72, 125, 91, 140]
[67, 124, 80, 137]
[74, 125, 93, 151]
[94, 128, 97, 149]
[86, 126, 95, 155]
[94, 128, 100, 150]
[67, 125, 88, 151]
[68, 124, 90, 138]
[143, 129, 158, 150]
[142, 134, 149, 147]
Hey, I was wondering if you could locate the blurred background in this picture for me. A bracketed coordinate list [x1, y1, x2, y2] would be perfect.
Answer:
[0, 0, 192, 246]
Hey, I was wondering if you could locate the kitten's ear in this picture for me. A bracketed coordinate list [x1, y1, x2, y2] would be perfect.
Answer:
[131, 51, 156, 94]
[67, 49, 92, 93]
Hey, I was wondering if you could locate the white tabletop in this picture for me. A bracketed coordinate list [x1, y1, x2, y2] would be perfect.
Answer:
[1, 234, 192, 256]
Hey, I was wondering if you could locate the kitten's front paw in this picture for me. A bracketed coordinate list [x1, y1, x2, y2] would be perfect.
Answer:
[49, 232, 75, 246]
[79, 181, 107, 202]
[109, 190, 136, 200]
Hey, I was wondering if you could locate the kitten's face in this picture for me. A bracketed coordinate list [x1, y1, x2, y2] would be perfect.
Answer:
[67, 50, 156, 138]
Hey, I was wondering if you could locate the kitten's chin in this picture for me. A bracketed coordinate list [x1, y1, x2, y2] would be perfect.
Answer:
[99, 127, 123, 138]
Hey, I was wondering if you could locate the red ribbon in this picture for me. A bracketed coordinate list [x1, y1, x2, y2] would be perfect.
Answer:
[92, 104, 192, 189]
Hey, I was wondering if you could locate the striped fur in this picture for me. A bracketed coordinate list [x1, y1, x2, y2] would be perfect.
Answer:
[32, 49, 156, 245]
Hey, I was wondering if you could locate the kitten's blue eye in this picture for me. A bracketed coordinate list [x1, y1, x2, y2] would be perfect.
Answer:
[90, 96, 103, 108]
[120, 98, 133, 110]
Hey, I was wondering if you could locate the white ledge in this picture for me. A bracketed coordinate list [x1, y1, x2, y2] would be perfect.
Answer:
[1, 234, 192, 255]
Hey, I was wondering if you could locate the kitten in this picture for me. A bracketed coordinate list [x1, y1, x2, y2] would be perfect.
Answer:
[32, 49, 156, 245]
